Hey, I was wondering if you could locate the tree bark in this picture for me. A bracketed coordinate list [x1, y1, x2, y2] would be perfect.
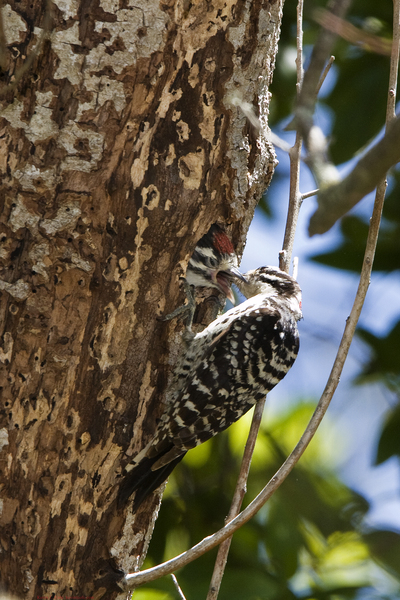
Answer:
[0, 0, 283, 598]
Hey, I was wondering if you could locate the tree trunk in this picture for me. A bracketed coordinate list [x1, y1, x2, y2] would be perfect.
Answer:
[0, 0, 282, 597]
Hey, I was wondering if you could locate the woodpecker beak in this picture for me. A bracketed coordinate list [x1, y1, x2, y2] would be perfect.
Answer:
[228, 266, 248, 283]
[215, 267, 247, 304]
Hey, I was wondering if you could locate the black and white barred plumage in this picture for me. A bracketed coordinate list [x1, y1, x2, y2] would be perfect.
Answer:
[118, 266, 302, 509]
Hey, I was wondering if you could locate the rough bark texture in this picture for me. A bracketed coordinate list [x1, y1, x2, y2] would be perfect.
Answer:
[0, 0, 283, 598]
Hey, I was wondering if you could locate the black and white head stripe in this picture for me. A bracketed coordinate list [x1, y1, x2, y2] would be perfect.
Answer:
[188, 225, 236, 277]
[237, 266, 301, 306]
[186, 225, 243, 299]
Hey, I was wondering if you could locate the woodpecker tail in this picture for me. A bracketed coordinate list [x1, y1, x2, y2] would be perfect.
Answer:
[117, 453, 185, 510]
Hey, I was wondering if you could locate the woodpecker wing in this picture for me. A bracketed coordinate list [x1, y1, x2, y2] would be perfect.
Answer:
[149, 297, 300, 467]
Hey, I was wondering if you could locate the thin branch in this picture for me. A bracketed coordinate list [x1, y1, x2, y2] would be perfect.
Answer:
[316, 55, 335, 94]
[206, 399, 266, 600]
[268, 131, 293, 154]
[171, 574, 187, 600]
[121, 176, 384, 589]
[279, 0, 304, 273]
[314, 9, 392, 56]
[295, 0, 305, 90]
[300, 188, 319, 200]
[386, 0, 400, 125]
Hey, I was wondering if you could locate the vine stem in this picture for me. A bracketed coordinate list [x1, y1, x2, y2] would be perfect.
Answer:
[280, 0, 304, 274]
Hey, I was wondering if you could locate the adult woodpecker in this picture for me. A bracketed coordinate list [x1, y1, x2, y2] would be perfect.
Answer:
[118, 266, 302, 510]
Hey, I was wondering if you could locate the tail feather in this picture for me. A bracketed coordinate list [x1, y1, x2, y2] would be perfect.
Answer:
[117, 453, 185, 510]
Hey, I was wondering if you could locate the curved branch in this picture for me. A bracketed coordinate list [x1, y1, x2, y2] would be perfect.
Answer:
[121, 170, 385, 588]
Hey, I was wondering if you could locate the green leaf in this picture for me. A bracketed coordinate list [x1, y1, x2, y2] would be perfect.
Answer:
[327, 52, 389, 164]
[365, 530, 400, 578]
[375, 403, 400, 464]
[356, 321, 400, 386]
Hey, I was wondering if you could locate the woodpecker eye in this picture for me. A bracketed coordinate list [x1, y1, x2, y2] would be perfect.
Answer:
[206, 256, 218, 268]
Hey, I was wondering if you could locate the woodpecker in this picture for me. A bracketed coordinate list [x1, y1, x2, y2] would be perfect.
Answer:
[186, 224, 243, 303]
[162, 223, 244, 327]
[118, 266, 302, 510]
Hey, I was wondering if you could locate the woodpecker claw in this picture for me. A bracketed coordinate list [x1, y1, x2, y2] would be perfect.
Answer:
[159, 278, 195, 334]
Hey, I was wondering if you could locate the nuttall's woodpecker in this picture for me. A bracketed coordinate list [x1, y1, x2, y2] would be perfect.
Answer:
[162, 224, 244, 327]
[186, 224, 243, 303]
[118, 266, 302, 510]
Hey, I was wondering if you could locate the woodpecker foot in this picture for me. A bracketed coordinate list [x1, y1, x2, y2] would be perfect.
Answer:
[160, 278, 196, 334]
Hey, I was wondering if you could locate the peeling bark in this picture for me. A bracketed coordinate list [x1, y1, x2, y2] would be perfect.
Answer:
[0, 0, 283, 597]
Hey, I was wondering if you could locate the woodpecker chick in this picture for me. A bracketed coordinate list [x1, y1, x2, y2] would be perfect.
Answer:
[162, 224, 244, 328]
[186, 224, 243, 304]
[118, 266, 302, 510]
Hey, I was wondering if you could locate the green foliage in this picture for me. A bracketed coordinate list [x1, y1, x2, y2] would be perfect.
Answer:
[374, 404, 400, 465]
[356, 322, 400, 388]
[326, 51, 389, 164]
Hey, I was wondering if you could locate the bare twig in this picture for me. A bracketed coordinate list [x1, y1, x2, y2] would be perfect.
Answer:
[316, 55, 335, 94]
[314, 9, 392, 56]
[386, 0, 400, 125]
[279, 0, 304, 274]
[171, 574, 187, 600]
[269, 131, 293, 154]
[206, 399, 266, 600]
[300, 188, 319, 200]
